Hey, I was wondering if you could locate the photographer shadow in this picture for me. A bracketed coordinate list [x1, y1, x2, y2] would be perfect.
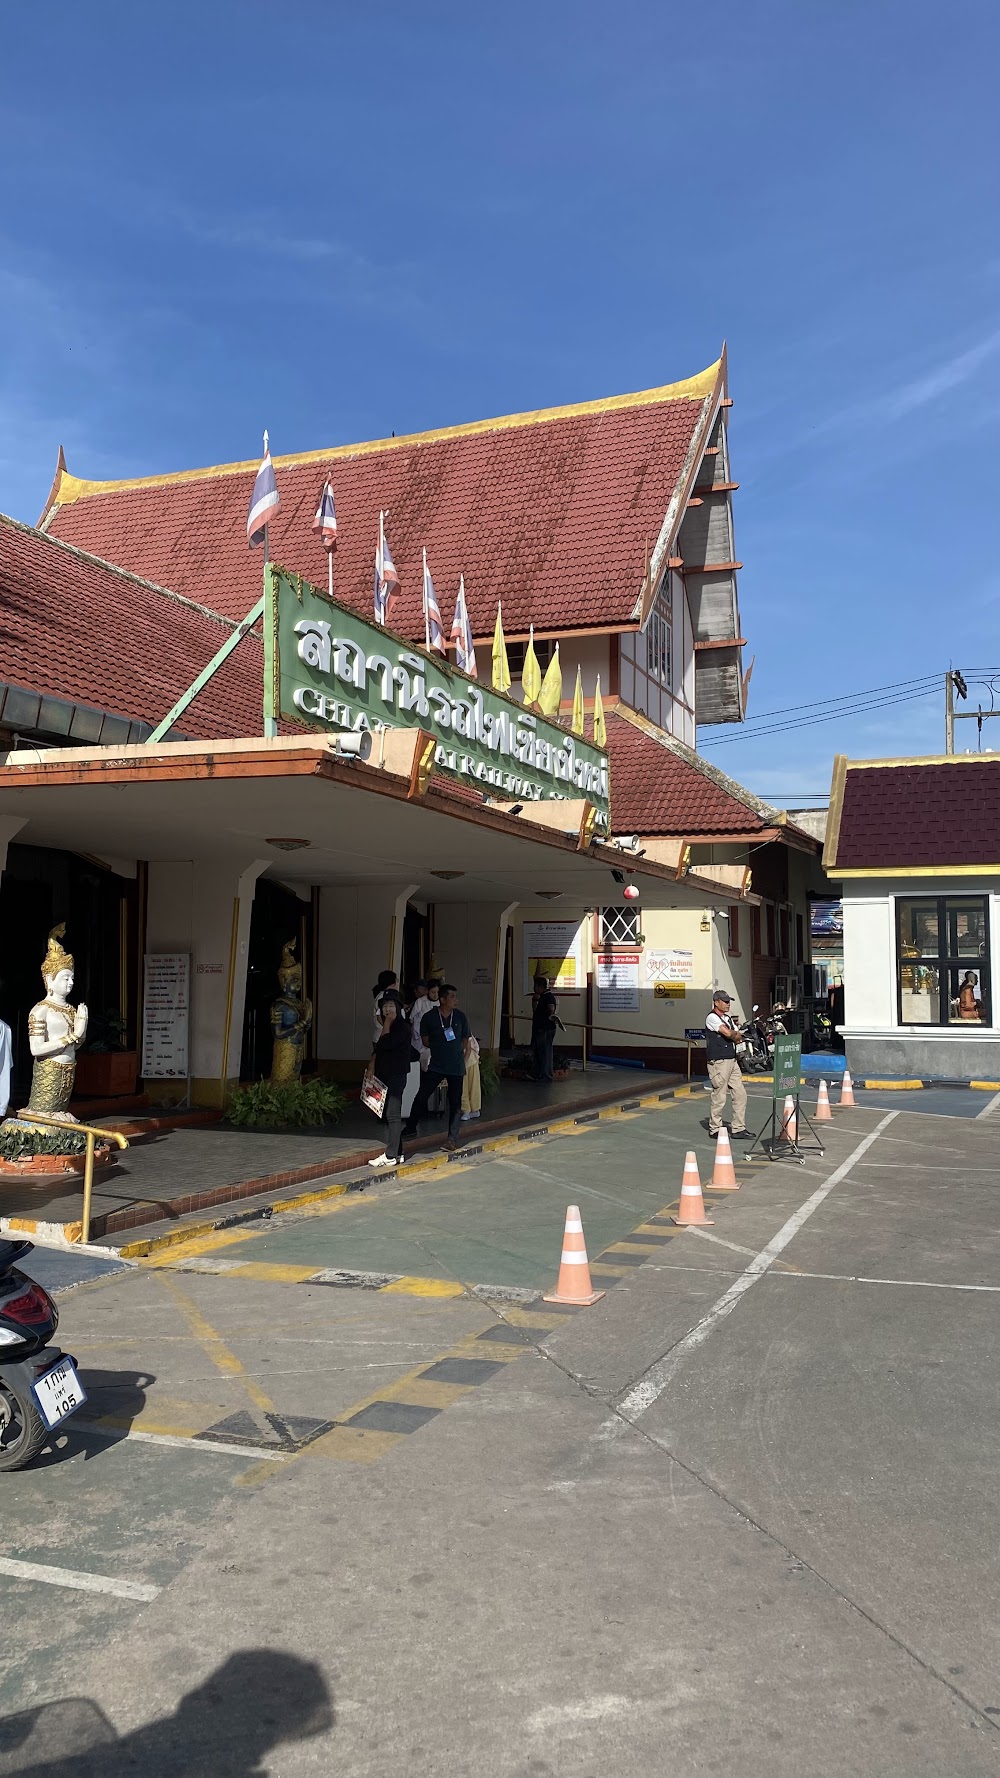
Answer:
[0, 1648, 333, 1776]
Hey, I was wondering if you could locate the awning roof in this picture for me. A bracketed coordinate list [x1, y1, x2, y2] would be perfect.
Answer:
[0, 737, 748, 909]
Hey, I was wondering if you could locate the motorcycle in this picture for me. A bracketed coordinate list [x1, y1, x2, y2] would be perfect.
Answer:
[0, 1239, 86, 1472]
[735, 1006, 771, 1073]
[763, 1005, 789, 1069]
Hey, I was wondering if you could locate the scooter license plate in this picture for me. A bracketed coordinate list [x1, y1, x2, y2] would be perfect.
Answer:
[32, 1359, 87, 1430]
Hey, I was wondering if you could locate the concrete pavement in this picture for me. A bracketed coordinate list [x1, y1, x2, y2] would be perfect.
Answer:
[2, 1091, 999, 1774]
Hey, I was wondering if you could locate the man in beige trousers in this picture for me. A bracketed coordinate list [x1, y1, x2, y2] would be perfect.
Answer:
[704, 990, 752, 1140]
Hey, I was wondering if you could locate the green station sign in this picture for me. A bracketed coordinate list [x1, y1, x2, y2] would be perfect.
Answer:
[265, 565, 611, 831]
[772, 1031, 803, 1098]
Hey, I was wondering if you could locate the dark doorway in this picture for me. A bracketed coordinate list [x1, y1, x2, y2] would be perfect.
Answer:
[240, 879, 313, 1082]
[402, 903, 429, 999]
[0, 844, 137, 1105]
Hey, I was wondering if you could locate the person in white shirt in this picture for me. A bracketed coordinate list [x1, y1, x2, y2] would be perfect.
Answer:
[409, 979, 438, 1047]
[704, 990, 751, 1139]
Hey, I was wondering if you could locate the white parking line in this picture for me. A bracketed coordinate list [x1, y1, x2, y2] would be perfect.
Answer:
[976, 1090, 1000, 1119]
[83, 1425, 287, 1461]
[611, 1111, 898, 1425]
[768, 1270, 1000, 1294]
[0, 1555, 160, 1602]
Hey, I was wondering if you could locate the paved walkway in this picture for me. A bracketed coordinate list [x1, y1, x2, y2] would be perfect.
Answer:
[7, 1091, 1000, 1774]
[0, 1065, 678, 1238]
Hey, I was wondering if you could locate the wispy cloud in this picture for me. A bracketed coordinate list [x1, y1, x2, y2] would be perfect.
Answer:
[169, 204, 433, 328]
[881, 330, 1000, 419]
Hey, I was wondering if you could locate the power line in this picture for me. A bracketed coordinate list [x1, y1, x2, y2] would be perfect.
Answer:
[700, 684, 940, 747]
[729, 672, 939, 727]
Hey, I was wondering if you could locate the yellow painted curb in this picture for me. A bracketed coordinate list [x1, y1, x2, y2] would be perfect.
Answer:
[970, 1081, 1000, 1091]
[862, 1079, 924, 1091]
[1, 1216, 84, 1246]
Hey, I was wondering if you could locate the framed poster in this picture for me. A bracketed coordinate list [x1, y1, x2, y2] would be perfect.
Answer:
[645, 948, 694, 985]
[596, 951, 640, 1013]
[142, 953, 190, 1079]
[522, 921, 584, 995]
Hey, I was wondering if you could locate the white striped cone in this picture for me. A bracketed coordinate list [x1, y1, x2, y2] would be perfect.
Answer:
[710, 1125, 740, 1191]
[672, 1150, 714, 1226]
[780, 1094, 797, 1142]
[544, 1204, 605, 1305]
[815, 1079, 833, 1121]
[839, 1070, 856, 1107]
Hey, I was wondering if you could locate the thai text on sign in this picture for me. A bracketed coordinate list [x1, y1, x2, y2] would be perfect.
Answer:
[267, 567, 610, 831]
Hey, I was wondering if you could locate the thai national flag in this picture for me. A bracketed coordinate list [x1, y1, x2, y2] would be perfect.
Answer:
[373, 512, 400, 626]
[451, 575, 477, 678]
[312, 480, 337, 552]
[423, 551, 446, 654]
[247, 431, 281, 547]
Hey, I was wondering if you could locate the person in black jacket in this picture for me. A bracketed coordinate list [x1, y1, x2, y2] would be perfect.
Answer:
[369, 990, 416, 1168]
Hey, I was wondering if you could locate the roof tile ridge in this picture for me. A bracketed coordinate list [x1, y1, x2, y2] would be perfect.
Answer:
[0, 512, 241, 633]
[46, 358, 722, 506]
[612, 707, 779, 822]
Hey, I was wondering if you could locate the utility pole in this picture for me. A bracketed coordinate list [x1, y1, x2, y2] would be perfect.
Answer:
[945, 669, 954, 754]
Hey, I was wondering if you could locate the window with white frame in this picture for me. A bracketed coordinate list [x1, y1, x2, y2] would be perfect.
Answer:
[645, 603, 671, 686]
[599, 905, 640, 945]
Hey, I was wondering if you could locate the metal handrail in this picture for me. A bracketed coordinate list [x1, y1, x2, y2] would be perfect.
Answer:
[510, 1010, 707, 1080]
[18, 1114, 129, 1244]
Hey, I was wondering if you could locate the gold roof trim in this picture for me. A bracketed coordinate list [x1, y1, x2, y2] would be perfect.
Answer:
[50, 360, 722, 508]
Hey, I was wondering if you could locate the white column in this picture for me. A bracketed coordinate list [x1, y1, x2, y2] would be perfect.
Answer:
[317, 883, 418, 1068]
[144, 856, 270, 1106]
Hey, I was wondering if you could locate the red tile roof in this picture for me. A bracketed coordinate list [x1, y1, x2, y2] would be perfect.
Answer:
[43, 363, 722, 638]
[0, 515, 262, 740]
[828, 758, 1000, 870]
[605, 710, 777, 835]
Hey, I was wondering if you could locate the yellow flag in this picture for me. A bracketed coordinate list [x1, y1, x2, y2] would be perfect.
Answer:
[492, 601, 511, 694]
[593, 673, 607, 748]
[571, 663, 584, 736]
[538, 642, 563, 719]
[521, 623, 542, 705]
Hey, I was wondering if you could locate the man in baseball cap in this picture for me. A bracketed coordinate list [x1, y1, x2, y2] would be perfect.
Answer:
[704, 990, 751, 1140]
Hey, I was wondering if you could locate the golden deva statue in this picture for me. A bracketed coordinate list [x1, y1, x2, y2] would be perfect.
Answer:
[269, 939, 313, 1085]
[22, 925, 89, 1122]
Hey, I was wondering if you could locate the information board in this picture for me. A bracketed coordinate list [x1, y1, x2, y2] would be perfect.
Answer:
[142, 953, 190, 1079]
[596, 952, 640, 1013]
[772, 1031, 802, 1098]
[522, 921, 584, 995]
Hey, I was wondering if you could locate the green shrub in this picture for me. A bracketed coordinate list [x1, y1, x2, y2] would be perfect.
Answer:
[478, 1048, 502, 1102]
[225, 1077, 347, 1129]
[0, 1126, 89, 1161]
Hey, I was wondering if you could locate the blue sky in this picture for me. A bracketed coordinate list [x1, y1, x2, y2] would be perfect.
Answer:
[3, 1, 998, 801]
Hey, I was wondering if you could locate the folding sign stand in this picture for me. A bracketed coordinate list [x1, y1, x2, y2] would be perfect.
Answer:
[740, 1031, 824, 1165]
[741, 1091, 825, 1166]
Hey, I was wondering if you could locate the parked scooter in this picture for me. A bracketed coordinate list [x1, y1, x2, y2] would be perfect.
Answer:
[0, 1239, 86, 1472]
[762, 1004, 789, 1069]
[735, 1006, 771, 1073]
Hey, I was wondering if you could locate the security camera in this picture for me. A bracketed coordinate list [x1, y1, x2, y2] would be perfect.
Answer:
[330, 732, 373, 761]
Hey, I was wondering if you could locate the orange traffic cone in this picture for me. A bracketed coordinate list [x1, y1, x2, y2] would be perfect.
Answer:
[839, 1070, 856, 1107]
[544, 1205, 605, 1306]
[672, 1151, 714, 1226]
[711, 1126, 740, 1191]
[815, 1079, 833, 1121]
[780, 1094, 797, 1142]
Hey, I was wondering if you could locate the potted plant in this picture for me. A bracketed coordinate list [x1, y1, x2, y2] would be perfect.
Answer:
[74, 1009, 139, 1098]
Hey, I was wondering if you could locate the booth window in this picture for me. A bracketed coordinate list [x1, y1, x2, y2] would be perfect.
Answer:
[727, 907, 741, 956]
[896, 896, 991, 1026]
[600, 905, 640, 946]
